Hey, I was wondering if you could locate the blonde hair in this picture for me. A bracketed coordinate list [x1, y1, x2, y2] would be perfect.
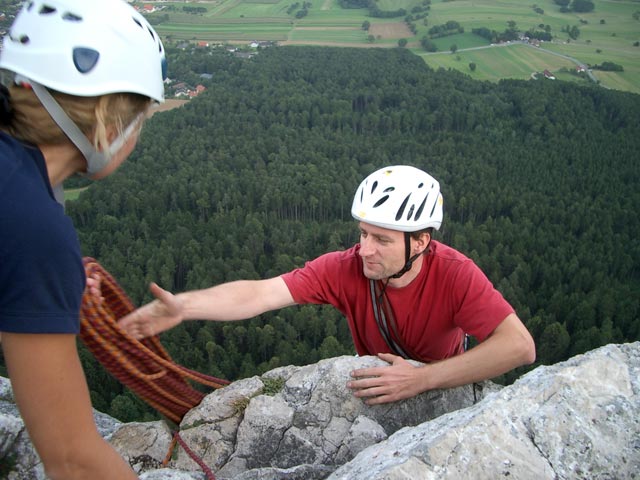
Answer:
[3, 84, 150, 151]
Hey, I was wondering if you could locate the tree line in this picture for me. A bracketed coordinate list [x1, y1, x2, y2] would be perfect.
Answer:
[3, 45, 637, 422]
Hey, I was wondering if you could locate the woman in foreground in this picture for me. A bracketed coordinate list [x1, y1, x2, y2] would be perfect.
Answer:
[0, 0, 166, 477]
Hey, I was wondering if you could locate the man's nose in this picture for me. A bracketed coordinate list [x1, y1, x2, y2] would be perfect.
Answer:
[359, 236, 374, 256]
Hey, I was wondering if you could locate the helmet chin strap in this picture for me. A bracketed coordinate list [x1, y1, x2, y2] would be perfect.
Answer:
[389, 232, 427, 279]
[27, 78, 110, 177]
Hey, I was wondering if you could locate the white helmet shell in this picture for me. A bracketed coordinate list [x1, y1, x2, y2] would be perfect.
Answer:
[351, 165, 443, 232]
[0, 0, 165, 102]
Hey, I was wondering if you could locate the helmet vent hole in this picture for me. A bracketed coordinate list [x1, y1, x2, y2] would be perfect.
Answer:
[147, 26, 156, 42]
[429, 198, 439, 217]
[73, 47, 100, 74]
[133, 17, 143, 29]
[418, 182, 424, 188]
[161, 57, 168, 79]
[415, 195, 428, 220]
[370, 180, 378, 194]
[374, 195, 389, 208]
[62, 12, 82, 22]
[406, 205, 415, 220]
[396, 194, 411, 221]
[17, 34, 30, 45]
[38, 4, 56, 15]
[26, 1, 34, 12]
[383, 187, 394, 193]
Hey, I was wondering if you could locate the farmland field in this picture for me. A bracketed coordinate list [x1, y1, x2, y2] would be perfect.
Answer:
[416, 43, 585, 83]
[64, 187, 89, 202]
[141, 0, 640, 94]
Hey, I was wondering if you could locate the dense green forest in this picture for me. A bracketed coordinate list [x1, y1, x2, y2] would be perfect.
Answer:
[7, 45, 640, 422]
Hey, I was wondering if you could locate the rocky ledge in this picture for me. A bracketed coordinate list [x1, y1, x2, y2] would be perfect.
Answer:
[1, 342, 638, 479]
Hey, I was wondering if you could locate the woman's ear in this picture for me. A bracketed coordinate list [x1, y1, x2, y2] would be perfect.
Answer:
[105, 124, 119, 145]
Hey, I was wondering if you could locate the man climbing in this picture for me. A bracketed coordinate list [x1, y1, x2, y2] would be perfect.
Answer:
[120, 165, 536, 404]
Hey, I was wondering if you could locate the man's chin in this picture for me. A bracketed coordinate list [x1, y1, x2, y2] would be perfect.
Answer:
[362, 267, 385, 280]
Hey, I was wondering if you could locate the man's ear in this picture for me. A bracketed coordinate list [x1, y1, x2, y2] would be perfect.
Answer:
[414, 231, 431, 253]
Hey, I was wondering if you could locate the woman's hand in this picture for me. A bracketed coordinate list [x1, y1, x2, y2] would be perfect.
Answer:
[85, 272, 104, 304]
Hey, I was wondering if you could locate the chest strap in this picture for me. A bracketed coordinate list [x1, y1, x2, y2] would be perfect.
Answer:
[369, 279, 413, 359]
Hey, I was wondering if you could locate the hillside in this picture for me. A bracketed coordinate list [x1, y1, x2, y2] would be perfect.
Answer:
[51, 46, 640, 422]
[138, 0, 640, 94]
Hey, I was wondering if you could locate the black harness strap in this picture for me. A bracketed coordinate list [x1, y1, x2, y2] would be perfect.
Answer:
[369, 279, 412, 359]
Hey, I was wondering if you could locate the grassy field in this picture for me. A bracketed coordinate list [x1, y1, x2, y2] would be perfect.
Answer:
[414, 43, 586, 82]
[64, 187, 89, 202]
[141, 0, 640, 94]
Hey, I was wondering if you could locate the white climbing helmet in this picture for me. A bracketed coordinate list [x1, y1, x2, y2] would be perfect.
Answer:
[351, 165, 443, 232]
[0, 0, 166, 102]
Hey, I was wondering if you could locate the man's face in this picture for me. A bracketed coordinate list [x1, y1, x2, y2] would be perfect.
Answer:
[357, 222, 407, 280]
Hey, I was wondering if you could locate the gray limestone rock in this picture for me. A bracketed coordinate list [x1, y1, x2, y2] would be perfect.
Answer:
[1, 343, 638, 480]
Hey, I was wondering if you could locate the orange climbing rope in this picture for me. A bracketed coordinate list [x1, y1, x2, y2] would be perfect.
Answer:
[78, 257, 230, 424]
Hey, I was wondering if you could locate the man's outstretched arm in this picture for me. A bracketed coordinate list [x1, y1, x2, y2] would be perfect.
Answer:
[118, 276, 296, 339]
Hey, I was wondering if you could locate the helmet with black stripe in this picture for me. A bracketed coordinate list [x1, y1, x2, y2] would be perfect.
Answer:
[351, 165, 443, 232]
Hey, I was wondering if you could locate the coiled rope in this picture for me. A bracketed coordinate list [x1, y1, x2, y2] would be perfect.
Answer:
[79, 257, 229, 478]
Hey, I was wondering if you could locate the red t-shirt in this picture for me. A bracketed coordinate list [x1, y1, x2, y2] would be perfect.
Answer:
[281, 240, 514, 362]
